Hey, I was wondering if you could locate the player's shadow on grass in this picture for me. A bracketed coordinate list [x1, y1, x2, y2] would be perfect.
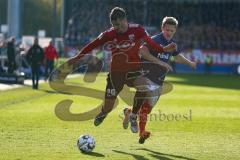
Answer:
[112, 150, 149, 160]
[39, 89, 59, 94]
[81, 151, 105, 157]
[137, 148, 197, 160]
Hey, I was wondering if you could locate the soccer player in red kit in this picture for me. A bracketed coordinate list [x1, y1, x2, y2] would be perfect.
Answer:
[68, 7, 177, 127]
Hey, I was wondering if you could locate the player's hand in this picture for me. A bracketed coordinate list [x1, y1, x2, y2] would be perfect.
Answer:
[190, 61, 197, 69]
[163, 42, 177, 52]
[157, 61, 173, 72]
[164, 63, 173, 72]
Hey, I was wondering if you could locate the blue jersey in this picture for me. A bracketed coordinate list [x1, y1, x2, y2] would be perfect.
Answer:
[142, 33, 180, 85]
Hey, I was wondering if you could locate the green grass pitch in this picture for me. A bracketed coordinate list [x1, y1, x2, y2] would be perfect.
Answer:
[0, 73, 240, 160]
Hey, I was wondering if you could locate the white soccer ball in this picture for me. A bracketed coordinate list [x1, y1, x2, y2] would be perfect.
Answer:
[77, 134, 95, 153]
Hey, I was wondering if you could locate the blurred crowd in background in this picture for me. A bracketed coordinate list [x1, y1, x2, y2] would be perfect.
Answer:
[65, 0, 240, 50]
[0, 0, 240, 81]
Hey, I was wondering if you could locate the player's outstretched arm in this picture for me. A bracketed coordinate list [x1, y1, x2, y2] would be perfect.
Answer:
[175, 54, 197, 69]
[68, 38, 104, 65]
[139, 46, 173, 72]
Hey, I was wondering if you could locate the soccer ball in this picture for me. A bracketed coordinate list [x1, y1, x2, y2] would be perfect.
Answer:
[77, 134, 95, 153]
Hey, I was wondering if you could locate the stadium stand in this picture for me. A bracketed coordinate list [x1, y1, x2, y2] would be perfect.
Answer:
[64, 0, 240, 51]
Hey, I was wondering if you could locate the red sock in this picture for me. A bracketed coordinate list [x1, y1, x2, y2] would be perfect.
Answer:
[139, 102, 151, 136]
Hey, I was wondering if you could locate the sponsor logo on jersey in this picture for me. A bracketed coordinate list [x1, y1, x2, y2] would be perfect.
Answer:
[157, 53, 169, 60]
[104, 40, 135, 52]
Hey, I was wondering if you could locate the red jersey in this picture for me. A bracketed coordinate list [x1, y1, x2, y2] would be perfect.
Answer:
[45, 44, 58, 61]
[78, 23, 164, 72]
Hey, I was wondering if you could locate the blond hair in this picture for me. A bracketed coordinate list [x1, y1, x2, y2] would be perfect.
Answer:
[162, 16, 178, 27]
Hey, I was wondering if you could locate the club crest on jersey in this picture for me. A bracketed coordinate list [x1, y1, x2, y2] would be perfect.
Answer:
[129, 34, 135, 42]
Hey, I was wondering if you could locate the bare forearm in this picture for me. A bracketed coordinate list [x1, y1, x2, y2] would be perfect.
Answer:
[141, 50, 159, 64]
[139, 46, 172, 71]
[175, 54, 196, 69]
[140, 46, 162, 64]
[175, 54, 192, 66]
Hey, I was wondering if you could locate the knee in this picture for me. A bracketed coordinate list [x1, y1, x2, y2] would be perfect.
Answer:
[140, 102, 152, 114]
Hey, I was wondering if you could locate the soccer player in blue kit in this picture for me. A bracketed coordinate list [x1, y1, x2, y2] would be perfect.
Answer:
[123, 16, 197, 144]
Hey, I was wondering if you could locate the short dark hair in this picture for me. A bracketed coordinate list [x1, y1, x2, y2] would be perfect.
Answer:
[110, 7, 126, 22]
